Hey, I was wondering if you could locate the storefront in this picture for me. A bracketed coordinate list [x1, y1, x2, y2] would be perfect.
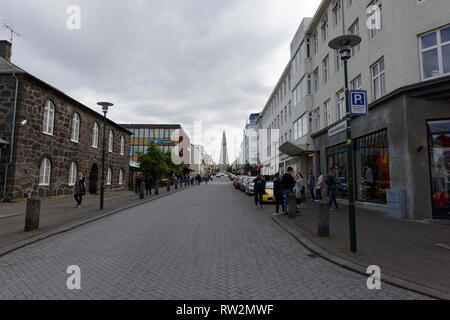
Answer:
[427, 119, 450, 219]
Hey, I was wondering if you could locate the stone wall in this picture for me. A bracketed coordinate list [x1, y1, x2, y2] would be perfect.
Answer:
[4, 75, 130, 200]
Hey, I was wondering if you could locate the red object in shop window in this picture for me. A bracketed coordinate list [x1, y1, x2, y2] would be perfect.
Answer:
[442, 193, 450, 205]
[433, 192, 450, 205]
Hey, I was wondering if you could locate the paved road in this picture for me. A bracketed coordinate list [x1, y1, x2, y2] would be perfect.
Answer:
[0, 180, 427, 300]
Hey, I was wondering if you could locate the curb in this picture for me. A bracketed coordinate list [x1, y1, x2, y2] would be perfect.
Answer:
[0, 185, 195, 258]
[271, 215, 450, 300]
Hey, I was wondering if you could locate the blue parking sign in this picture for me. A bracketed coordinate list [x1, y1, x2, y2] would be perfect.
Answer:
[350, 91, 368, 116]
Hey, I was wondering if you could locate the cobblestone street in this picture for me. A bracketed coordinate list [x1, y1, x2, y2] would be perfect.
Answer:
[0, 181, 428, 300]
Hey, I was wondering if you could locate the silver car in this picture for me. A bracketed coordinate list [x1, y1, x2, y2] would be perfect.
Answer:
[245, 177, 256, 195]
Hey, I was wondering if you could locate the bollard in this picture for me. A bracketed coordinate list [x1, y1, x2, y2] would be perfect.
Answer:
[318, 200, 330, 237]
[24, 198, 40, 232]
[288, 193, 297, 219]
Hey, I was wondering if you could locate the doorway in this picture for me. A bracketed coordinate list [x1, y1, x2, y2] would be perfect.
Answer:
[89, 164, 99, 195]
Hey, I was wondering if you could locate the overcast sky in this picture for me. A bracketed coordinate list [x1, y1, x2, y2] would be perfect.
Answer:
[1, 0, 321, 163]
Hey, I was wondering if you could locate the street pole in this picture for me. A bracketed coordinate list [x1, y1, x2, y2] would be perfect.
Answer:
[97, 102, 114, 211]
[343, 57, 357, 253]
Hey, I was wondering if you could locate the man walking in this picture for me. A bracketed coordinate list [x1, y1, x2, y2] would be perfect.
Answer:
[254, 174, 266, 208]
[272, 173, 283, 216]
[327, 167, 340, 211]
[145, 173, 153, 196]
[135, 172, 143, 196]
[307, 170, 316, 201]
[281, 167, 295, 215]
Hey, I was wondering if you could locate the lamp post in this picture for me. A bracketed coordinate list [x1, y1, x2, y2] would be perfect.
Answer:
[328, 35, 361, 253]
[97, 102, 114, 210]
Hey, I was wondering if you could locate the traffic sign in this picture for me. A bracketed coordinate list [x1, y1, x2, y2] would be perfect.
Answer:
[350, 91, 368, 115]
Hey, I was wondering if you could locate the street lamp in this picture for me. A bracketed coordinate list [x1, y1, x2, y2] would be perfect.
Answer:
[328, 35, 361, 253]
[97, 102, 114, 210]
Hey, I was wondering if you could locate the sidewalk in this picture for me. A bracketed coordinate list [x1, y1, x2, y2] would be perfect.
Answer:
[0, 184, 194, 251]
[272, 198, 450, 297]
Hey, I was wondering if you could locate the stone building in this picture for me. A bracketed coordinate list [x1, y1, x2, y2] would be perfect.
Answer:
[0, 40, 131, 201]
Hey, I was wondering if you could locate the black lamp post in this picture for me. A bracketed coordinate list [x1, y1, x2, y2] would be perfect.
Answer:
[97, 102, 114, 210]
[328, 35, 361, 253]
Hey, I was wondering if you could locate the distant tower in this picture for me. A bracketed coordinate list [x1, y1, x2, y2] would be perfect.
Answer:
[219, 131, 229, 170]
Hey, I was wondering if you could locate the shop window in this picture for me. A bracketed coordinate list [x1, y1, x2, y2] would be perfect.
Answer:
[326, 144, 348, 198]
[428, 120, 450, 219]
[355, 130, 390, 204]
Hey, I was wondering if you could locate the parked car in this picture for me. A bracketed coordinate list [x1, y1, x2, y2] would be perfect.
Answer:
[262, 182, 277, 203]
[240, 177, 249, 192]
[245, 177, 256, 195]
[235, 176, 243, 189]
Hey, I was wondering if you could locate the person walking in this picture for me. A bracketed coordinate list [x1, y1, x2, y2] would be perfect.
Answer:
[307, 170, 316, 201]
[254, 174, 266, 208]
[316, 170, 324, 201]
[272, 173, 283, 216]
[281, 167, 295, 215]
[135, 172, 143, 196]
[74, 172, 85, 208]
[293, 173, 304, 214]
[145, 173, 153, 196]
[327, 167, 340, 211]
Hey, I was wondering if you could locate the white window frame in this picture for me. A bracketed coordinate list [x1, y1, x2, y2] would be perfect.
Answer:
[336, 90, 346, 120]
[351, 75, 362, 90]
[349, 20, 361, 57]
[39, 158, 51, 186]
[323, 55, 329, 84]
[107, 167, 112, 186]
[120, 135, 125, 156]
[43, 101, 55, 135]
[369, 0, 383, 39]
[314, 108, 321, 132]
[324, 100, 332, 127]
[92, 122, 99, 148]
[71, 113, 80, 143]
[108, 130, 114, 153]
[371, 57, 386, 100]
[119, 169, 123, 186]
[69, 162, 77, 186]
[419, 26, 450, 80]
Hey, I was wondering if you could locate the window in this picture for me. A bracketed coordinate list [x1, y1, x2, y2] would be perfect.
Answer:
[351, 75, 362, 90]
[314, 108, 321, 132]
[120, 135, 125, 156]
[420, 26, 450, 79]
[313, 68, 319, 92]
[293, 113, 309, 140]
[284, 106, 288, 123]
[71, 113, 80, 143]
[109, 130, 114, 152]
[39, 158, 51, 186]
[107, 167, 112, 185]
[313, 32, 318, 55]
[326, 144, 348, 198]
[43, 101, 55, 135]
[119, 169, 124, 186]
[371, 58, 386, 100]
[92, 122, 99, 148]
[323, 56, 329, 84]
[333, 0, 341, 26]
[336, 90, 346, 120]
[324, 100, 332, 126]
[349, 20, 361, 56]
[321, 16, 328, 42]
[69, 162, 77, 186]
[335, 50, 343, 72]
[369, 0, 383, 39]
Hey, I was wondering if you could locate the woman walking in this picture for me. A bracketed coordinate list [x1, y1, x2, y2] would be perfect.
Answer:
[294, 173, 304, 213]
[74, 172, 85, 208]
[316, 170, 324, 201]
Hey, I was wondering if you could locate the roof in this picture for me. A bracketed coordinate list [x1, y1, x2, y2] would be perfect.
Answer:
[0, 56, 131, 135]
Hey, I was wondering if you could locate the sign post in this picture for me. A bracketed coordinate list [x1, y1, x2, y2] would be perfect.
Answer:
[350, 91, 368, 116]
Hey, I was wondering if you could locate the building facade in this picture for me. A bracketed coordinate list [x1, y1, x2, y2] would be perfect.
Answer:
[254, 0, 450, 220]
[0, 41, 130, 201]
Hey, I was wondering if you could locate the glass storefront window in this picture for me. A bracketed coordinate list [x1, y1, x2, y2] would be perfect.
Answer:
[149, 129, 154, 138]
[355, 130, 390, 204]
[144, 129, 149, 138]
[428, 120, 450, 219]
[154, 129, 159, 139]
[326, 144, 348, 198]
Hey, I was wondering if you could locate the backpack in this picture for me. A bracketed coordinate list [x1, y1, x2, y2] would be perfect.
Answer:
[324, 174, 332, 186]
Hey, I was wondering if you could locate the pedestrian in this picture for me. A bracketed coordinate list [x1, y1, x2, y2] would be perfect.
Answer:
[327, 167, 340, 211]
[293, 173, 304, 213]
[281, 167, 295, 215]
[74, 171, 85, 208]
[272, 173, 283, 216]
[145, 173, 153, 196]
[308, 170, 316, 201]
[254, 174, 266, 208]
[316, 170, 324, 201]
[135, 172, 143, 196]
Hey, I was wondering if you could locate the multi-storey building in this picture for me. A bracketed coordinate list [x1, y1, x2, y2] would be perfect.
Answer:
[0, 41, 131, 200]
[255, 0, 450, 220]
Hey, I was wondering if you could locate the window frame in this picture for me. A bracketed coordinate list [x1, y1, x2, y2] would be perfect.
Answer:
[39, 158, 51, 186]
[371, 57, 386, 100]
[71, 113, 80, 143]
[69, 162, 77, 186]
[43, 100, 55, 135]
[108, 130, 114, 153]
[419, 26, 450, 80]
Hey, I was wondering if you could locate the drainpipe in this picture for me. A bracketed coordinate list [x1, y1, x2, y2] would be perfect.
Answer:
[2, 74, 19, 203]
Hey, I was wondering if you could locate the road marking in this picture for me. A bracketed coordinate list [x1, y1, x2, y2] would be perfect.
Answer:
[436, 243, 450, 250]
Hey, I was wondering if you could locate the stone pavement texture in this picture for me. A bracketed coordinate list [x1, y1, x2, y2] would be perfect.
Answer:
[0, 180, 428, 300]
[276, 196, 450, 295]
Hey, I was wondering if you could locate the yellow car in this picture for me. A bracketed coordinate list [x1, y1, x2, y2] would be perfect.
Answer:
[262, 182, 276, 203]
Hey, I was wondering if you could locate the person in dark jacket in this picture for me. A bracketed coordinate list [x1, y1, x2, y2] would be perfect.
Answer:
[281, 167, 295, 215]
[272, 173, 283, 215]
[253, 174, 266, 208]
[74, 172, 85, 208]
[135, 173, 143, 195]
[328, 167, 340, 211]
[145, 174, 153, 196]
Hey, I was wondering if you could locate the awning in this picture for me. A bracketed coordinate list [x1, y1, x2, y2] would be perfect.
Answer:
[279, 141, 314, 157]
[0, 138, 9, 145]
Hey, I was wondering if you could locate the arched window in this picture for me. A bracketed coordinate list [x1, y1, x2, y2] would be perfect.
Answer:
[43, 101, 55, 135]
[71, 113, 80, 142]
[69, 162, 77, 186]
[108, 130, 114, 153]
[39, 158, 51, 186]
[119, 169, 123, 185]
[92, 122, 99, 148]
[120, 135, 125, 156]
[107, 167, 112, 185]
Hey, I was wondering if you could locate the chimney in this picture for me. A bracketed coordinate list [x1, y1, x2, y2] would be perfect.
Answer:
[0, 41, 12, 62]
